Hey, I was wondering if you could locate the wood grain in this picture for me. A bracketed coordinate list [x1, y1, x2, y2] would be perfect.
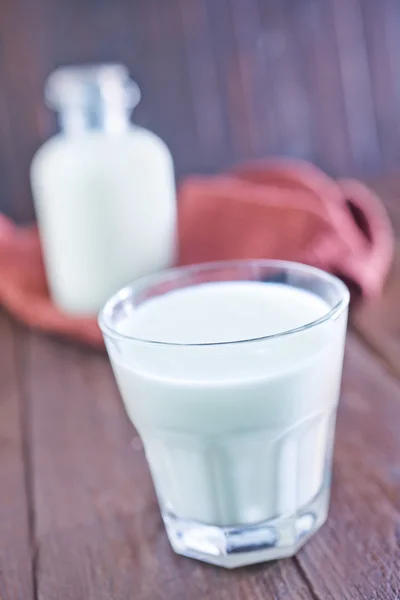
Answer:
[17, 322, 400, 598]
[361, 0, 400, 171]
[352, 178, 400, 377]
[297, 335, 400, 598]
[22, 331, 314, 600]
[0, 0, 42, 222]
[0, 170, 396, 597]
[1, 0, 400, 219]
[0, 314, 33, 599]
[330, 0, 381, 175]
[353, 247, 400, 379]
[3, 174, 400, 597]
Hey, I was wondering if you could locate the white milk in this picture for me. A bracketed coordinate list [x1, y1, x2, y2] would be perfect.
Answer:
[111, 282, 347, 527]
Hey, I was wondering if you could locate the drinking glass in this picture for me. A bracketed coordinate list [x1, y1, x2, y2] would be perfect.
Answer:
[99, 260, 349, 568]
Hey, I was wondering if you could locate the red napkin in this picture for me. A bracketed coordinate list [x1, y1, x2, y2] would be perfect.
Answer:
[0, 159, 394, 346]
[179, 160, 394, 298]
[0, 217, 102, 345]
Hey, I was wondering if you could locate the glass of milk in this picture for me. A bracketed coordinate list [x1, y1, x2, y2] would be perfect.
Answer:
[99, 260, 349, 568]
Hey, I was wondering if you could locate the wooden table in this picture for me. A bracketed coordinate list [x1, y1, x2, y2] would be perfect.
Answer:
[2, 180, 400, 600]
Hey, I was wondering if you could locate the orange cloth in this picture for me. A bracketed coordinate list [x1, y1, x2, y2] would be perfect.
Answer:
[0, 159, 394, 346]
[179, 160, 394, 298]
[0, 218, 102, 346]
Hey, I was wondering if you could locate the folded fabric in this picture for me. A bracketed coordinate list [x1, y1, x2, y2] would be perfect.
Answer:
[179, 159, 394, 298]
[0, 159, 394, 346]
[0, 217, 102, 346]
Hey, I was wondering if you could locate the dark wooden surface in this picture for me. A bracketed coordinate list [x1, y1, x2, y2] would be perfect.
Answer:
[0, 179, 398, 598]
[1, 0, 400, 222]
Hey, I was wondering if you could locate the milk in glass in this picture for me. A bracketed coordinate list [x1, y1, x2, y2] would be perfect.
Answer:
[110, 281, 347, 529]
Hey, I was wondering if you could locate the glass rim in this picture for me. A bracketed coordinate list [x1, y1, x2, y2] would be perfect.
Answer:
[98, 259, 350, 348]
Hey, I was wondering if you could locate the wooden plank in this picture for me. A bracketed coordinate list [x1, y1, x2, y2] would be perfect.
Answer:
[352, 177, 400, 376]
[353, 246, 400, 379]
[361, 0, 400, 171]
[257, 0, 314, 160]
[3, 0, 400, 224]
[178, 0, 229, 166]
[205, 0, 255, 163]
[284, 0, 352, 176]
[0, 0, 41, 222]
[297, 334, 400, 598]
[369, 175, 400, 233]
[229, 0, 282, 158]
[23, 331, 314, 600]
[330, 0, 381, 175]
[0, 313, 34, 599]
[23, 319, 400, 598]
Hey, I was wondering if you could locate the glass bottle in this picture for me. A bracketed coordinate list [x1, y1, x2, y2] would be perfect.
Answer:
[30, 64, 176, 315]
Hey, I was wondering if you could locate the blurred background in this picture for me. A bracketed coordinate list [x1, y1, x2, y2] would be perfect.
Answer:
[1, 0, 399, 223]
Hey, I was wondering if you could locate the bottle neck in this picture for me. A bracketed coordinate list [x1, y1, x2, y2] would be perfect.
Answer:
[59, 104, 132, 135]
[45, 65, 141, 136]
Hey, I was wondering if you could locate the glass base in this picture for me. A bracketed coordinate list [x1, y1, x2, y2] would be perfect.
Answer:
[163, 486, 329, 568]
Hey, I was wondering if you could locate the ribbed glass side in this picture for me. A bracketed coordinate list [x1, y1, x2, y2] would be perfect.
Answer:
[145, 408, 336, 530]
